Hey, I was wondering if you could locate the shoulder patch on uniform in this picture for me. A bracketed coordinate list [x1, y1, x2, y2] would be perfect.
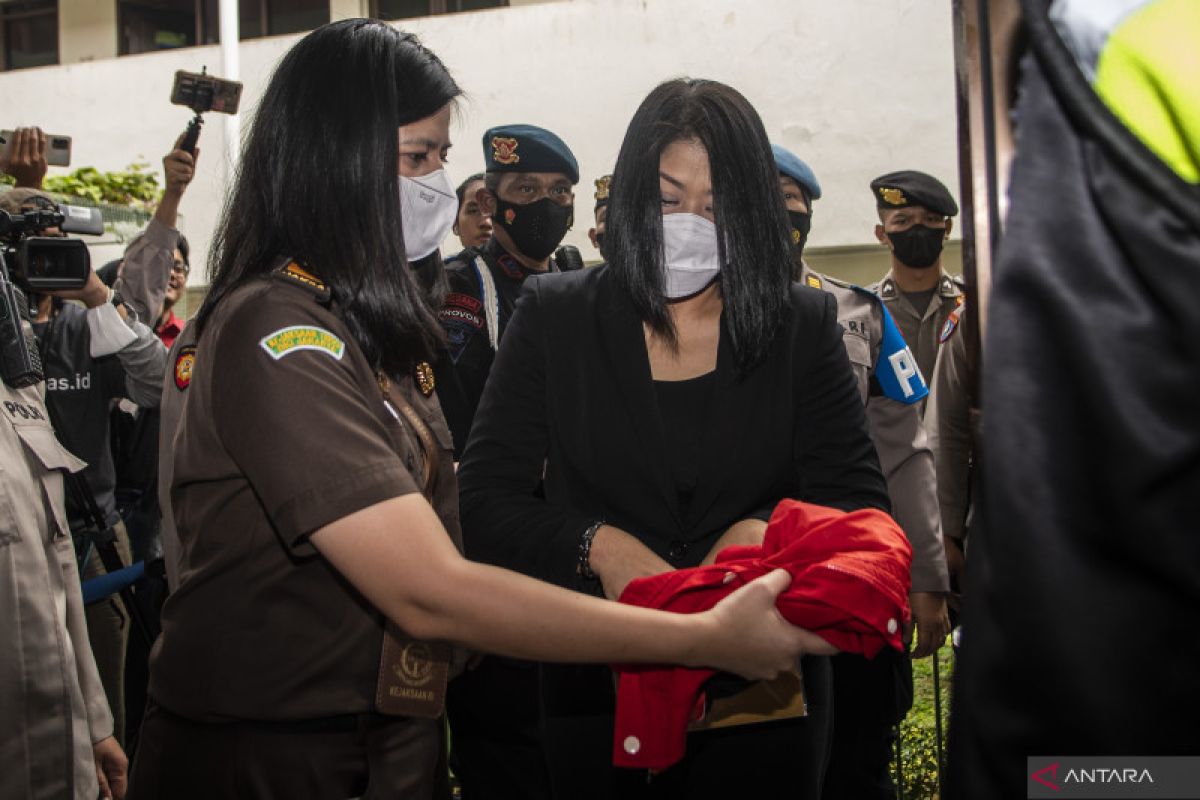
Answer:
[939, 307, 962, 344]
[805, 273, 823, 289]
[174, 346, 196, 390]
[876, 278, 897, 299]
[875, 304, 928, 405]
[274, 262, 331, 302]
[259, 326, 345, 361]
[444, 292, 483, 315]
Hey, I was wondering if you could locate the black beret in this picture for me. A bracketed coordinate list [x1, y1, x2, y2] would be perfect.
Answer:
[870, 170, 958, 217]
[482, 124, 579, 184]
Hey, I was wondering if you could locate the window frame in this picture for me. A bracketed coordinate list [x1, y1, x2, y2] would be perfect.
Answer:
[0, 0, 59, 72]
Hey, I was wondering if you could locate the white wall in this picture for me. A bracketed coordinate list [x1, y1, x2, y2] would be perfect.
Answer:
[1, 0, 958, 286]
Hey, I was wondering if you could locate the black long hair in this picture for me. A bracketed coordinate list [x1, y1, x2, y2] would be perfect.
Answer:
[196, 19, 461, 372]
[607, 79, 793, 373]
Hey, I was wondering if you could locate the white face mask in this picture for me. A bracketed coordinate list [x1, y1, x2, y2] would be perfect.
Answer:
[399, 169, 458, 261]
[660, 212, 721, 299]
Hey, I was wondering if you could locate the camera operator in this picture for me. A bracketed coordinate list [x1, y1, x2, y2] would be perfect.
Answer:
[0, 188, 168, 747]
[0, 276, 128, 797]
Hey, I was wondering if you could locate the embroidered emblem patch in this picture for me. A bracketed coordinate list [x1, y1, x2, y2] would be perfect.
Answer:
[174, 346, 196, 390]
[939, 308, 961, 344]
[492, 136, 519, 165]
[594, 175, 611, 202]
[879, 187, 906, 206]
[792, 228, 803, 245]
[504, 207, 516, 225]
[445, 292, 482, 314]
[415, 361, 435, 396]
[282, 262, 325, 290]
[259, 326, 345, 361]
[805, 273, 822, 289]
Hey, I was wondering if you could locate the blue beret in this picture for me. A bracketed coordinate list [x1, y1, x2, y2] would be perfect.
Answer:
[482, 124, 579, 184]
[870, 170, 958, 217]
[771, 144, 821, 201]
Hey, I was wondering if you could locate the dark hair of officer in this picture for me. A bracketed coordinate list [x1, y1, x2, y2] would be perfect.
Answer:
[196, 18, 460, 375]
[455, 172, 485, 207]
[606, 78, 792, 373]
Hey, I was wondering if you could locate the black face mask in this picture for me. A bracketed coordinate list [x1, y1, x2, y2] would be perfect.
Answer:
[787, 211, 812, 257]
[494, 197, 574, 261]
[887, 224, 946, 269]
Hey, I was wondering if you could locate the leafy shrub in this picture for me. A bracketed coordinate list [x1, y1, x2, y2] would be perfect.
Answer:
[42, 162, 162, 208]
[891, 647, 953, 799]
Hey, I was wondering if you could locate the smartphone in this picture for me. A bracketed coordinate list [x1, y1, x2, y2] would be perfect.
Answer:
[0, 130, 72, 167]
[170, 70, 243, 115]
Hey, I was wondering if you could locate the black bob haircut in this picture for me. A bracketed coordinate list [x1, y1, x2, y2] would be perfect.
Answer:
[196, 19, 461, 373]
[607, 78, 793, 373]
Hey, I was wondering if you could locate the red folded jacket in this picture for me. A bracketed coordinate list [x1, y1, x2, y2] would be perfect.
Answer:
[612, 500, 913, 770]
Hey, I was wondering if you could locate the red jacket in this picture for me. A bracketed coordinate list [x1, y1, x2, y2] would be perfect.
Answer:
[612, 500, 913, 770]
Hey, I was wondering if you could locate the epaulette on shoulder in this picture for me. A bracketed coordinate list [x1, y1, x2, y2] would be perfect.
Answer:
[273, 262, 331, 303]
[827, 276, 884, 304]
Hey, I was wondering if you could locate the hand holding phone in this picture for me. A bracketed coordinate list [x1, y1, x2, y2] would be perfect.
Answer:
[0, 128, 71, 188]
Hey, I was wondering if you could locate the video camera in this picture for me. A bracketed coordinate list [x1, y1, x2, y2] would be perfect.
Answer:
[0, 199, 104, 388]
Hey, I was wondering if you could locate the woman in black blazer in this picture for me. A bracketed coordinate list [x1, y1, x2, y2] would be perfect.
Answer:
[456, 79, 890, 799]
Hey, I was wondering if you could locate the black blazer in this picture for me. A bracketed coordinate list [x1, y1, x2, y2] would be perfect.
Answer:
[456, 265, 890, 590]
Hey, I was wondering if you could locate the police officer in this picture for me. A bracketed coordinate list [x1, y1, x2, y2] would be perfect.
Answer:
[438, 126, 579, 800]
[774, 146, 950, 800]
[869, 170, 963, 389]
[433, 124, 579, 456]
[588, 173, 612, 260]
[0, 318, 128, 798]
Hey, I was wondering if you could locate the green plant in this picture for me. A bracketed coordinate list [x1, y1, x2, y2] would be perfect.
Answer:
[42, 162, 162, 208]
[891, 646, 954, 799]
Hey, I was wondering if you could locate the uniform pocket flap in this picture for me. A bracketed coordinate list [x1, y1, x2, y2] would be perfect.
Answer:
[842, 333, 873, 367]
[13, 424, 87, 473]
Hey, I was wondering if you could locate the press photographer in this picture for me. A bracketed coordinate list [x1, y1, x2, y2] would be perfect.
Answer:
[0, 186, 167, 747]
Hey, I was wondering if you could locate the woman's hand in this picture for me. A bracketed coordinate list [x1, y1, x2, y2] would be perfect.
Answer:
[700, 518, 767, 565]
[699, 568, 838, 679]
[588, 524, 674, 600]
[93, 736, 128, 799]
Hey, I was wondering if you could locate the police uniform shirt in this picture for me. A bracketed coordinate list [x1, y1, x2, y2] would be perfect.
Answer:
[149, 267, 460, 722]
[0, 379, 112, 799]
[926, 304, 974, 545]
[434, 236, 559, 456]
[873, 270, 964, 391]
[801, 265, 949, 592]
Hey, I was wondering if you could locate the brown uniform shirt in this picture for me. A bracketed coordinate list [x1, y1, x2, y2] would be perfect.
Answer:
[927, 305, 976, 544]
[873, 270, 965, 391]
[149, 269, 459, 722]
[801, 266, 949, 592]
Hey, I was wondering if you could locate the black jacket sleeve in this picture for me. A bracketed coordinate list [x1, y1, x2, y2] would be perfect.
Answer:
[794, 290, 892, 514]
[456, 280, 597, 592]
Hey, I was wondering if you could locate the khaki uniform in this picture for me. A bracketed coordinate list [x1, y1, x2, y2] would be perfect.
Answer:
[926, 305, 975, 545]
[802, 266, 948, 592]
[873, 270, 965, 390]
[0, 378, 113, 799]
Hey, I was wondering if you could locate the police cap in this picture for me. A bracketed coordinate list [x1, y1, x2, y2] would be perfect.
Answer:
[870, 170, 958, 216]
[771, 145, 822, 201]
[482, 124, 579, 184]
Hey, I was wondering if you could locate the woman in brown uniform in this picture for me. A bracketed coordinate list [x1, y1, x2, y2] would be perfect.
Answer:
[126, 20, 831, 800]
